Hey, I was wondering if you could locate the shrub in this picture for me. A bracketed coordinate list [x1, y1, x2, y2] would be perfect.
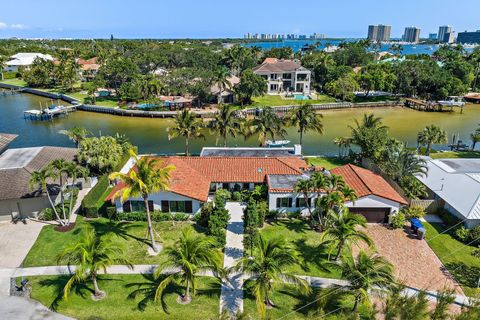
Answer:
[454, 226, 470, 243]
[105, 206, 117, 219]
[391, 212, 406, 229]
[437, 208, 461, 227]
[215, 189, 231, 203]
[471, 248, 480, 258]
[469, 226, 480, 246]
[232, 191, 242, 201]
[81, 175, 110, 216]
[172, 213, 189, 221]
[38, 208, 55, 221]
[287, 210, 302, 219]
[257, 201, 268, 227]
[197, 202, 213, 228]
[404, 206, 425, 219]
[267, 210, 279, 219]
[115, 211, 191, 222]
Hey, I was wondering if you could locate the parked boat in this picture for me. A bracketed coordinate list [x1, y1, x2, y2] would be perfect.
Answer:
[438, 96, 465, 107]
[464, 93, 480, 104]
[266, 140, 290, 147]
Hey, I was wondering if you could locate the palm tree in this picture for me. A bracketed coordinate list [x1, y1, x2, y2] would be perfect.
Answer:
[57, 224, 132, 300]
[417, 125, 448, 156]
[340, 185, 358, 204]
[294, 179, 314, 221]
[471, 125, 480, 151]
[247, 107, 287, 147]
[287, 104, 323, 147]
[322, 207, 372, 260]
[48, 159, 74, 224]
[29, 168, 64, 225]
[330, 250, 394, 315]
[136, 229, 222, 307]
[0, 55, 7, 81]
[58, 127, 90, 148]
[109, 150, 175, 252]
[65, 163, 89, 223]
[333, 137, 351, 158]
[231, 236, 310, 317]
[212, 67, 230, 105]
[209, 104, 241, 147]
[167, 109, 205, 155]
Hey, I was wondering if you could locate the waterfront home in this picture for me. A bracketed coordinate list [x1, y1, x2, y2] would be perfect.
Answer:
[4, 53, 53, 72]
[209, 75, 240, 104]
[252, 58, 312, 95]
[108, 153, 406, 222]
[0, 133, 18, 155]
[415, 157, 480, 228]
[77, 57, 101, 81]
[0, 146, 77, 222]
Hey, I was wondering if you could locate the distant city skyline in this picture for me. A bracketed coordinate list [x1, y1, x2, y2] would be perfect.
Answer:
[0, 0, 479, 39]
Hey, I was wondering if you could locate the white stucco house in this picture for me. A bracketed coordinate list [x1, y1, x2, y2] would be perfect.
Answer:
[108, 149, 407, 223]
[415, 157, 480, 228]
[252, 58, 312, 95]
[4, 53, 53, 72]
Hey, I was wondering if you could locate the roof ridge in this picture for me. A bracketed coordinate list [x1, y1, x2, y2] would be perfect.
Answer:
[348, 164, 374, 194]
[275, 157, 303, 173]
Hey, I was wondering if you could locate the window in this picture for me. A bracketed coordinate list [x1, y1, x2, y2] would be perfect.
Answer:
[163, 200, 193, 213]
[270, 73, 278, 80]
[276, 197, 293, 208]
[282, 73, 292, 79]
[270, 84, 278, 91]
[209, 183, 217, 193]
[170, 201, 186, 213]
[296, 73, 308, 81]
[131, 200, 145, 212]
[296, 198, 311, 208]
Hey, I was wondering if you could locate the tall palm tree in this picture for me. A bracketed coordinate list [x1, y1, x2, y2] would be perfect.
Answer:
[58, 127, 90, 148]
[212, 67, 230, 105]
[0, 55, 7, 81]
[333, 137, 351, 158]
[65, 163, 89, 223]
[109, 150, 175, 252]
[167, 109, 205, 155]
[132, 229, 222, 308]
[57, 224, 132, 300]
[322, 207, 372, 260]
[247, 107, 287, 147]
[330, 250, 394, 315]
[209, 104, 241, 147]
[29, 168, 64, 225]
[287, 104, 323, 147]
[48, 159, 74, 224]
[293, 179, 314, 221]
[231, 236, 310, 317]
[340, 185, 358, 204]
[417, 125, 448, 156]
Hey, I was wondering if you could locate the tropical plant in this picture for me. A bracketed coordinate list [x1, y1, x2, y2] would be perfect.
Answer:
[349, 114, 389, 160]
[133, 229, 222, 309]
[48, 159, 76, 225]
[330, 250, 394, 315]
[417, 125, 448, 156]
[471, 124, 480, 151]
[29, 168, 64, 225]
[57, 224, 132, 299]
[322, 206, 372, 260]
[231, 236, 310, 317]
[333, 137, 351, 158]
[247, 107, 287, 147]
[209, 104, 241, 147]
[234, 69, 267, 105]
[77, 136, 124, 174]
[384, 284, 429, 320]
[287, 104, 323, 147]
[58, 127, 91, 148]
[167, 109, 205, 155]
[212, 67, 230, 104]
[65, 163, 89, 223]
[109, 150, 175, 252]
[294, 179, 314, 221]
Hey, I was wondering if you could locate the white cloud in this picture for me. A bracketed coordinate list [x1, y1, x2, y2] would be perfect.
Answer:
[10, 24, 27, 29]
[0, 22, 7, 29]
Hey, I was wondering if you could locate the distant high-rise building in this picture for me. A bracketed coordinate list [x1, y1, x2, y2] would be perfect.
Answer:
[457, 30, 480, 44]
[438, 25, 454, 43]
[403, 27, 421, 43]
[367, 25, 391, 42]
[311, 33, 326, 40]
[429, 33, 438, 40]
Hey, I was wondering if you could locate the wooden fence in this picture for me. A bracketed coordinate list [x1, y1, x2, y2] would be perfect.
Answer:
[410, 199, 441, 213]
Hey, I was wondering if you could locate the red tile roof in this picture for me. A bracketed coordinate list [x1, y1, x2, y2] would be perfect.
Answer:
[106, 156, 308, 203]
[331, 164, 407, 205]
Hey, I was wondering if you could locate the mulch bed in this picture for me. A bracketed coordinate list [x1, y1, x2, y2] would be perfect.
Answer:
[54, 222, 76, 232]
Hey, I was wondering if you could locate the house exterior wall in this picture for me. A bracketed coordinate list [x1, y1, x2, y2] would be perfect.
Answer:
[0, 196, 52, 221]
[268, 192, 319, 215]
[255, 70, 311, 95]
[114, 191, 203, 215]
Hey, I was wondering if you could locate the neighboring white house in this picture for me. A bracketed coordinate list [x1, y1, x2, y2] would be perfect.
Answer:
[252, 58, 312, 95]
[108, 151, 406, 223]
[415, 157, 480, 228]
[4, 53, 53, 72]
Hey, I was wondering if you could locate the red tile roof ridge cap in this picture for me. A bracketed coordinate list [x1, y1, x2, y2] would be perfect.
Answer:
[275, 157, 305, 173]
[347, 164, 374, 194]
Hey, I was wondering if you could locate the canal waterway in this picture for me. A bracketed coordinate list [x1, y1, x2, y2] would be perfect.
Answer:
[1, 93, 479, 155]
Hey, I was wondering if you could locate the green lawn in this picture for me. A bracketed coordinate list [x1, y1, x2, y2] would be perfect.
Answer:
[305, 156, 352, 170]
[28, 274, 220, 320]
[0, 78, 28, 86]
[22, 217, 206, 267]
[430, 151, 480, 159]
[260, 219, 341, 279]
[423, 222, 480, 297]
[243, 282, 372, 320]
[246, 94, 335, 107]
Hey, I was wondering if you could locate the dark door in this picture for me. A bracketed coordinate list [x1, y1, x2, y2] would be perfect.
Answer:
[349, 207, 389, 223]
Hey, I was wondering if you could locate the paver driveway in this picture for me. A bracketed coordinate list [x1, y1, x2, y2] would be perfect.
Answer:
[354, 224, 463, 294]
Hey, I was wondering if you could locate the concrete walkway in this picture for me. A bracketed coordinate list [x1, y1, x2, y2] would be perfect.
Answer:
[0, 296, 73, 320]
[220, 202, 245, 316]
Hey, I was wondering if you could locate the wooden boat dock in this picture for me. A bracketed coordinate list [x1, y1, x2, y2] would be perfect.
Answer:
[404, 98, 463, 112]
[24, 105, 77, 120]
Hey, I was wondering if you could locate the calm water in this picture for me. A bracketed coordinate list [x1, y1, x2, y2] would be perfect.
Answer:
[1, 93, 479, 155]
[243, 39, 475, 55]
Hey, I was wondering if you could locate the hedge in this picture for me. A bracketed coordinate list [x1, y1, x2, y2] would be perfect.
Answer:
[81, 175, 110, 217]
[115, 211, 191, 222]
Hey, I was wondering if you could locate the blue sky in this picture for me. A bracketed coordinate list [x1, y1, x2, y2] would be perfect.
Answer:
[0, 0, 479, 39]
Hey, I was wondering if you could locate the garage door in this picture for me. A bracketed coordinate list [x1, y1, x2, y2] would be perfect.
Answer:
[349, 207, 389, 223]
